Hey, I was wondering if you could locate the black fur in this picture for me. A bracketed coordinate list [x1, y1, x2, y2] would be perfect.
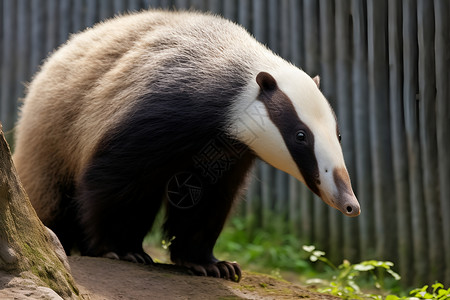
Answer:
[61, 62, 255, 266]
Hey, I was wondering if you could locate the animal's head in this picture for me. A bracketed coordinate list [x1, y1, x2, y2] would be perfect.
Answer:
[234, 68, 360, 217]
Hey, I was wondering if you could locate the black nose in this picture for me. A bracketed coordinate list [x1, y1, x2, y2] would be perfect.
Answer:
[344, 202, 360, 217]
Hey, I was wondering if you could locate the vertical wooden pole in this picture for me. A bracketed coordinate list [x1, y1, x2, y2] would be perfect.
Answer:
[190, 0, 205, 10]
[299, 186, 314, 244]
[252, 0, 267, 45]
[208, 0, 222, 15]
[279, 0, 289, 60]
[245, 166, 259, 228]
[30, 0, 46, 76]
[402, 0, 428, 286]
[367, 0, 397, 262]
[59, 0, 71, 44]
[289, 0, 302, 67]
[417, 0, 444, 284]
[0, 0, 17, 133]
[351, 0, 374, 261]
[158, 0, 170, 10]
[175, 0, 188, 9]
[85, 0, 98, 28]
[72, 0, 85, 33]
[288, 176, 300, 234]
[434, 0, 450, 286]
[223, 0, 237, 21]
[260, 163, 272, 228]
[128, 0, 142, 11]
[100, 0, 114, 20]
[238, 0, 251, 29]
[46, 0, 59, 55]
[319, 0, 335, 108]
[113, 0, 126, 15]
[16, 0, 31, 104]
[303, 0, 320, 75]
[388, 0, 413, 285]
[268, 0, 279, 54]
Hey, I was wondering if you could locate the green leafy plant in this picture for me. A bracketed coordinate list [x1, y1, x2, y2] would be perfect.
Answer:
[410, 282, 450, 300]
[386, 282, 450, 300]
[303, 245, 401, 299]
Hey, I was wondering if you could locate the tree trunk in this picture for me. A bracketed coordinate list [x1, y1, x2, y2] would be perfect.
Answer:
[0, 124, 80, 299]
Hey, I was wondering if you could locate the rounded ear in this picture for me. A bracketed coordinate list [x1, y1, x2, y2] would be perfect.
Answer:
[256, 72, 277, 91]
[312, 75, 320, 88]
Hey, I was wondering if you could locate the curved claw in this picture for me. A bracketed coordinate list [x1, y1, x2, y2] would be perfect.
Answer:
[221, 261, 241, 282]
[217, 262, 230, 280]
[103, 251, 153, 265]
[190, 264, 207, 277]
[103, 252, 120, 260]
[206, 264, 221, 278]
[141, 252, 154, 264]
[223, 261, 241, 282]
[176, 260, 242, 282]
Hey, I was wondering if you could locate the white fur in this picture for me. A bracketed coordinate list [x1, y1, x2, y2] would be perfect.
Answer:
[230, 63, 357, 214]
[230, 83, 303, 181]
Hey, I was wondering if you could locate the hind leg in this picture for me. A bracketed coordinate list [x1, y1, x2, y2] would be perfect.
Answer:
[76, 160, 164, 264]
[164, 153, 254, 281]
[14, 145, 79, 254]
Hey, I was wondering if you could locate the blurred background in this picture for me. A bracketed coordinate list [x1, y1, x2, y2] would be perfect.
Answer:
[0, 0, 448, 288]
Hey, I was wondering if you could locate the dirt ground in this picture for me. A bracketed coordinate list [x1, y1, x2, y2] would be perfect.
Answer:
[0, 256, 340, 300]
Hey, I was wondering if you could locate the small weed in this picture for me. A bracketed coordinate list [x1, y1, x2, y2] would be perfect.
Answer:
[302, 245, 450, 300]
[162, 236, 175, 250]
[303, 245, 401, 299]
[270, 268, 283, 280]
[386, 282, 450, 300]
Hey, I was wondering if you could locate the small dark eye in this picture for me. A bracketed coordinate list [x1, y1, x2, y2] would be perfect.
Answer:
[296, 130, 306, 143]
[338, 134, 342, 142]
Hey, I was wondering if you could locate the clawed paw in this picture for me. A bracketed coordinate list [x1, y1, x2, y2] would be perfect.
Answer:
[177, 260, 242, 282]
[103, 251, 154, 264]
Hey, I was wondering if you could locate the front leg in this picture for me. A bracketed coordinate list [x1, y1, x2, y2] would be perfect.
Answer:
[164, 153, 254, 282]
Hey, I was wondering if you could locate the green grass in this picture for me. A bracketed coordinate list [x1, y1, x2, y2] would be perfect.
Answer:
[144, 213, 449, 300]
[214, 215, 313, 276]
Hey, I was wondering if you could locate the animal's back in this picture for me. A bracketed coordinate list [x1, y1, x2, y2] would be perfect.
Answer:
[13, 11, 270, 224]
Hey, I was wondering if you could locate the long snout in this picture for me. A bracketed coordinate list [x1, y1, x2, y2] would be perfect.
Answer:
[320, 167, 361, 217]
[335, 193, 360, 217]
